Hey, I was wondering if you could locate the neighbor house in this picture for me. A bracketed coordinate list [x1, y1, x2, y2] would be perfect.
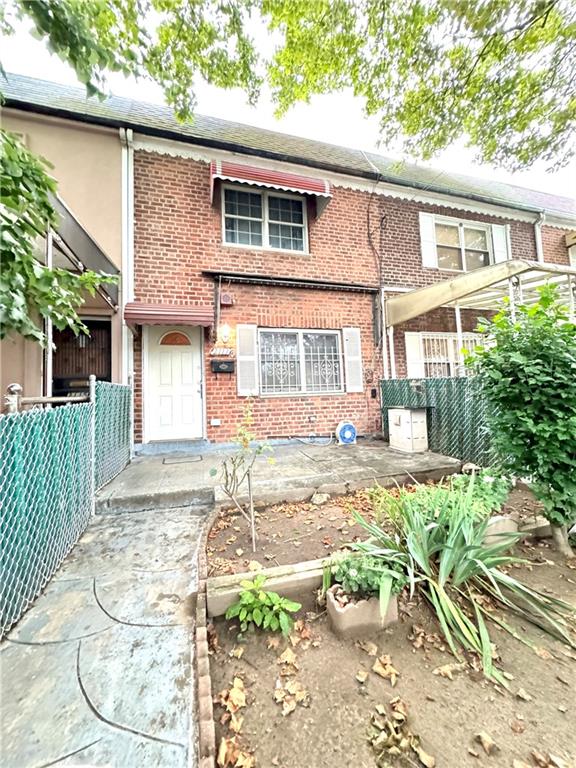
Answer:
[3, 74, 575, 445]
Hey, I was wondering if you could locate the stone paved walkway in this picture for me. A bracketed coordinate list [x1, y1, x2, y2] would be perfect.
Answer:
[1, 508, 203, 768]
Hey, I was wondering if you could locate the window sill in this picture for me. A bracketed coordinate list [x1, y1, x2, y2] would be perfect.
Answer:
[221, 242, 311, 258]
[258, 390, 347, 399]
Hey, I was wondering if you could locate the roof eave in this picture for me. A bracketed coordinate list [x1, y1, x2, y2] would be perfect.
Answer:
[7, 96, 573, 220]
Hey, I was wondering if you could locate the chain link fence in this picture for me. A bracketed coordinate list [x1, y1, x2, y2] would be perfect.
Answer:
[0, 381, 132, 637]
[94, 381, 132, 490]
[0, 404, 93, 635]
[381, 376, 495, 466]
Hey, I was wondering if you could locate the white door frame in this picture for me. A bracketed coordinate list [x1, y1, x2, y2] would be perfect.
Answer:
[142, 325, 205, 443]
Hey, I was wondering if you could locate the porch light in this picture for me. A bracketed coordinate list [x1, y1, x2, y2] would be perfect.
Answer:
[219, 323, 231, 343]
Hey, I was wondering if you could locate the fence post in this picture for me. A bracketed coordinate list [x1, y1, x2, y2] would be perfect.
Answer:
[89, 375, 96, 515]
[4, 383, 22, 414]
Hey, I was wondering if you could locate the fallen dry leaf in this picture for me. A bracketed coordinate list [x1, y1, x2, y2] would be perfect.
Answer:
[229, 713, 244, 734]
[230, 647, 244, 660]
[516, 687, 533, 702]
[267, 636, 281, 651]
[278, 647, 297, 666]
[273, 677, 310, 716]
[356, 669, 368, 684]
[509, 718, 526, 734]
[512, 761, 531, 768]
[432, 662, 466, 680]
[357, 640, 378, 656]
[416, 746, 436, 768]
[247, 560, 262, 571]
[218, 677, 247, 714]
[217, 736, 254, 768]
[372, 654, 399, 686]
[534, 646, 554, 660]
[475, 732, 499, 756]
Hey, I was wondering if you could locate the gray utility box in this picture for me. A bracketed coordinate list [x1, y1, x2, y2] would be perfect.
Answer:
[388, 408, 428, 453]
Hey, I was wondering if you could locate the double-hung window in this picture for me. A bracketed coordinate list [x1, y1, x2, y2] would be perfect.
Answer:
[259, 329, 343, 395]
[435, 220, 492, 272]
[223, 186, 307, 253]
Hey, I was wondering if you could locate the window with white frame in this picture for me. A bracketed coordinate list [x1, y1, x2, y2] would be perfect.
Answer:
[258, 329, 343, 395]
[223, 186, 307, 252]
[419, 212, 510, 272]
[405, 331, 483, 378]
[434, 220, 492, 271]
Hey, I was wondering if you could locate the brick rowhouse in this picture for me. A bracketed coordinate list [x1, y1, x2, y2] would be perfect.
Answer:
[133, 151, 571, 443]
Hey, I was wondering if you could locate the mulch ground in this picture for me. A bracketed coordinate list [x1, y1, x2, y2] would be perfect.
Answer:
[209, 541, 576, 768]
[207, 486, 544, 577]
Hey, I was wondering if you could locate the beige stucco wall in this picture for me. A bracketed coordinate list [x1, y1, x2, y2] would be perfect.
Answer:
[1, 109, 123, 398]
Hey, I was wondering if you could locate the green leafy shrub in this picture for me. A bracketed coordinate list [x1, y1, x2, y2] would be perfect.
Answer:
[353, 479, 576, 685]
[225, 574, 301, 635]
[323, 553, 407, 618]
[450, 470, 512, 515]
[465, 285, 576, 557]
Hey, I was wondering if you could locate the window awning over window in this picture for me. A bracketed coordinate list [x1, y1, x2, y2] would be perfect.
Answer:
[210, 160, 332, 215]
[124, 302, 213, 328]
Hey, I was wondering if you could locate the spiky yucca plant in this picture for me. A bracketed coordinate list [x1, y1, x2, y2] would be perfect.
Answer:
[353, 480, 576, 685]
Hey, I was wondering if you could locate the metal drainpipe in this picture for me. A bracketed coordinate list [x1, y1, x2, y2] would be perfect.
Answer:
[119, 127, 135, 455]
[381, 287, 390, 380]
[534, 211, 545, 263]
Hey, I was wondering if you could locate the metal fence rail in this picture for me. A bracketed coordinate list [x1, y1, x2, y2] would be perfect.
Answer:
[0, 404, 94, 635]
[94, 381, 132, 490]
[381, 377, 495, 466]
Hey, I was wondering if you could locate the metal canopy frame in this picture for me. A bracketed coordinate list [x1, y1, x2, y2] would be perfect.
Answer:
[385, 259, 576, 327]
[50, 195, 120, 309]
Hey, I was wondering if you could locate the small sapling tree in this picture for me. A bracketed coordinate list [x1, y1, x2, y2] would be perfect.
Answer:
[466, 285, 576, 558]
[210, 401, 273, 552]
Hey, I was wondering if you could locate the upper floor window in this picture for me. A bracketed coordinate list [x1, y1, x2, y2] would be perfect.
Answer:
[223, 186, 307, 253]
[435, 221, 491, 271]
[419, 212, 509, 271]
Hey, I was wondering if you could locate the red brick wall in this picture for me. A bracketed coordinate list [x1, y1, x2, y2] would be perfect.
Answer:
[541, 225, 570, 265]
[133, 150, 572, 442]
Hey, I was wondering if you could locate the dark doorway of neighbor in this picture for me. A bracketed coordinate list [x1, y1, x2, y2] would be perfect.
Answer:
[52, 318, 112, 396]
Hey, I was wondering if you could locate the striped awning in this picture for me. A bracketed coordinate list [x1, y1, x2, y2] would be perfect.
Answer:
[124, 302, 213, 328]
[210, 160, 332, 214]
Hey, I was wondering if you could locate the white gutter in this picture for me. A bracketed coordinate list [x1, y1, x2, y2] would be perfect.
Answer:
[534, 212, 545, 263]
[120, 128, 135, 454]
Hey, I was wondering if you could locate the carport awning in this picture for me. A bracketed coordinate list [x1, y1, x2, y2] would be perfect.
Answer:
[385, 259, 576, 326]
[210, 160, 332, 214]
[51, 195, 120, 309]
[124, 302, 213, 328]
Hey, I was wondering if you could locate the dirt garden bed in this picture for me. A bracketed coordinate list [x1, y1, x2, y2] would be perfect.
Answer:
[207, 486, 546, 578]
[209, 540, 575, 768]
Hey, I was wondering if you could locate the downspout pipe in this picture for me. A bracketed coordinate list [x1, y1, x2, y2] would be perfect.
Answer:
[534, 211, 545, 263]
[120, 127, 135, 453]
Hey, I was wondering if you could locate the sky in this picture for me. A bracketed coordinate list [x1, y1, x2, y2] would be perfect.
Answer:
[2, 18, 575, 202]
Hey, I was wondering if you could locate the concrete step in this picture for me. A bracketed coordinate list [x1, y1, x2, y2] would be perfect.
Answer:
[95, 485, 214, 515]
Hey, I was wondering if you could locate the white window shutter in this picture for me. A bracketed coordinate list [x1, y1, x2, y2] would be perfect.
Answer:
[236, 324, 259, 396]
[405, 333, 425, 378]
[419, 212, 437, 268]
[491, 224, 509, 263]
[343, 327, 363, 392]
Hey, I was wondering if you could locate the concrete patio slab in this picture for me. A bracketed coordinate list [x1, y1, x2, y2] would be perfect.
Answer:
[96, 439, 462, 515]
[0, 507, 202, 768]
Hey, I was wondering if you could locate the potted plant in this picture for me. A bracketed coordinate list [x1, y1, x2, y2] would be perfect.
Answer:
[323, 554, 405, 639]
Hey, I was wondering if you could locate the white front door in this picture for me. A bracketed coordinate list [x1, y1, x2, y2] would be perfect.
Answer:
[146, 326, 203, 441]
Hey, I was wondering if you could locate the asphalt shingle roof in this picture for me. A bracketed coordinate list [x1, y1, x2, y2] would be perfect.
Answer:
[2, 71, 575, 219]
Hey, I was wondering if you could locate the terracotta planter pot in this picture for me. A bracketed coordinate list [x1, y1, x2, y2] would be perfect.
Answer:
[326, 585, 398, 639]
